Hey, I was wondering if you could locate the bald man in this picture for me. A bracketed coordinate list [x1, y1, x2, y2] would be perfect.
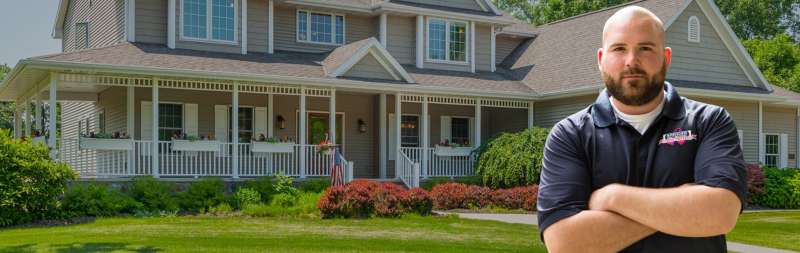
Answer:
[536, 6, 746, 253]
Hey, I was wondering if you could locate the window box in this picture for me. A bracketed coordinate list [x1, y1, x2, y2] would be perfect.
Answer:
[434, 145, 473, 157]
[250, 142, 294, 153]
[171, 139, 221, 152]
[80, 138, 134, 151]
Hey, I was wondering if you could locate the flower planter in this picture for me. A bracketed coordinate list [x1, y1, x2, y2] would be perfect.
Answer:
[250, 142, 294, 153]
[434, 145, 473, 157]
[32, 136, 46, 145]
[80, 138, 134, 151]
[171, 140, 221, 152]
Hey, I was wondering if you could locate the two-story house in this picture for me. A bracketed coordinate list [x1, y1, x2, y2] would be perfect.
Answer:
[2, 0, 799, 188]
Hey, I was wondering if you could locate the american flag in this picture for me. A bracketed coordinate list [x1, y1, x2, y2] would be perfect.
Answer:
[330, 147, 345, 187]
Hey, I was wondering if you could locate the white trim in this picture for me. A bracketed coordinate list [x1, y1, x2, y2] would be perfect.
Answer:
[416, 15, 424, 69]
[425, 17, 470, 64]
[476, 0, 501, 15]
[151, 77, 160, 178]
[762, 132, 781, 167]
[326, 38, 415, 83]
[241, 0, 247, 55]
[267, 0, 274, 54]
[52, 0, 68, 38]
[284, 0, 373, 13]
[125, 0, 136, 42]
[370, 49, 401, 81]
[490, 25, 496, 72]
[379, 3, 516, 25]
[688, 16, 700, 43]
[178, 0, 240, 44]
[48, 73, 57, 158]
[379, 13, 387, 47]
[379, 93, 387, 179]
[232, 82, 239, 178]
[469, 21, 475, 73]
[759, 101, 764, 164]
[168, 0, 175, 48]
[528, 101, 534, 128]
[295, 9, 346, 46]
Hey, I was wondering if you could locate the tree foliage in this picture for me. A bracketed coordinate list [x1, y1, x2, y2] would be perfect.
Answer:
[714, 0, 800, 40]
[494, 0, 627, 25]
[743, 33, 800, 92]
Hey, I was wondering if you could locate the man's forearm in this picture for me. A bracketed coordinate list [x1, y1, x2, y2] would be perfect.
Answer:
[605, 184, 740, 237]
[543, 210, 656, 253]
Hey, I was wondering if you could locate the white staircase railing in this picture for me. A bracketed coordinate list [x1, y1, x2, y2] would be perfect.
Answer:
[397, 150, 420, 188]
[399, 147, 475, 178]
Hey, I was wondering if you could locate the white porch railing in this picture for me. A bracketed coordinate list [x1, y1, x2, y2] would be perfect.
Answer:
[58, 138, 347, 178]
[397, 150, 420, 188]
[399, 147, 476, 178]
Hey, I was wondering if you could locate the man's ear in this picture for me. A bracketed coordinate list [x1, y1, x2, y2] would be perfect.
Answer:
[664, 47, 672, 70]
[597, 48, 604, 71]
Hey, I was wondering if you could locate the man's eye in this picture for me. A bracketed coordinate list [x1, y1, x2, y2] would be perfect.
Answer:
[613, 47, 625, 52]
[641, 47, 653, 51]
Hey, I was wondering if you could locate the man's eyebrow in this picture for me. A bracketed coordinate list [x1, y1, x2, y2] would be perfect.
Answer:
[638, 42, 658, 47]
[608, 43, 627, 48]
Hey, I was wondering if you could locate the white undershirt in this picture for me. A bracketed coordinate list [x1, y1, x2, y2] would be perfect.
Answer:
[610, 93, 666, 134]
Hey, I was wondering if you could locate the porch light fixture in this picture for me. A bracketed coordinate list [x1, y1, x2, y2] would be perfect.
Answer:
[358, 119, 367, 133]
[276, 115, 286, 129]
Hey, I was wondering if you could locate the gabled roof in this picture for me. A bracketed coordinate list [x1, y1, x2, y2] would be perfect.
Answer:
[322, 38, 414, 83]
[52, 0, 69, 38]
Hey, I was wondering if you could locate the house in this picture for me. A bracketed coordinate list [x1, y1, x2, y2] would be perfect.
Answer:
[1, 0, 797, 188]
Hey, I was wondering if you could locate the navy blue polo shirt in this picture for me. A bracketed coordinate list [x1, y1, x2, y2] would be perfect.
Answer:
[537, 82, 747, 252]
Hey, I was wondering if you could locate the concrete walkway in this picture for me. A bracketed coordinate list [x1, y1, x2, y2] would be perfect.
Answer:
[437, 211, 797, 253]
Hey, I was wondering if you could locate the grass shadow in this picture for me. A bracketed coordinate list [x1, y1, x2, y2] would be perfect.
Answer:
[52, 243, 162, 253]
[0, 244, 36, 253]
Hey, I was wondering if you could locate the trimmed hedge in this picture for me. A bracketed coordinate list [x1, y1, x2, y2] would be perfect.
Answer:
[129, 176, 178, 212]
[62, 183, 141, 217]
[177, 177, 227, 213]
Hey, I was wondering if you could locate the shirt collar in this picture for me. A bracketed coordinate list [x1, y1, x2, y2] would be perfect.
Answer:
[592, 81, 685, 128]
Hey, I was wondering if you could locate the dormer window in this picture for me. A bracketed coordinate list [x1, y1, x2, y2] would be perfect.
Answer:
[427, 18, 468, 64]
[297, 10, 345, 45]
[181, 0, 238, 43]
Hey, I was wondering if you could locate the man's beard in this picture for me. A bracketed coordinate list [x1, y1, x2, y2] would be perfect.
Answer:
[602, 63, 667, 106]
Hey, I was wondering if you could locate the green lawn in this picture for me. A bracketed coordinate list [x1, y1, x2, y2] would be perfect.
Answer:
[0, 215, 545, 253]
[728, 211, 800, 252]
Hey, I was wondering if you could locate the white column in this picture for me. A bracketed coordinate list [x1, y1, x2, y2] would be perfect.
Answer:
[232, 83, 240, 178]
[125, 0, 136, 42]
[267, 94, 274, 137]
[475, 99, 481, 147]
[152, 78, 160, 178]
[469, 21, 476, 73]
[758, 101, 764, 164]
[48, 73, 57, 158]
[329, 89, 336, 146]
[528, 102, 534, 128]
[415, 15, 424, 69]
[421, 95, 429, 179]
[167, 0, 175, 49]
[127, 86, 135, 175]
[299, 88, 307, 178]
[379, 93, 387, 179]
[24, 99, 31, 136]
[241, 0, 248, 55]
[394, 92, 401, 179]
[490, 25, 496, 72]
[35, 92, 42, 131]
[13, 108, 21, 138]
[379, 13, 387, 47]
[267, 0, 274, 54]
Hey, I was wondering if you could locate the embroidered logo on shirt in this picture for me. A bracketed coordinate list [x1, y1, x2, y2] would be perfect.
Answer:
[659, 128, 697, 145]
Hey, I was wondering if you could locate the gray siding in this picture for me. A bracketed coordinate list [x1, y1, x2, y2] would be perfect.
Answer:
[273, 5, 377, 53]
[174, 0, 242, 54]
[62, 0, 126, 52]
[475, 24, 492, 71]
[135, 0, 167, 44]
[247, 0, 268, 53]
[692, 97, 759, 163]
[97, 87, 128, 134]
[763, 106, 797, 166]
[343, 54, 396, 80]
[666, 1, 751, 86]
[402, 0, 486, 12]
[496, 35, 524, 64]
[534, 95, 596, 129]
[485, 107, 528, 140]
[386, 15, 416, 65]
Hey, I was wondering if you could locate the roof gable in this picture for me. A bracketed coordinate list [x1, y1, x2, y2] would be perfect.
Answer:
[323, 38, 414, 83]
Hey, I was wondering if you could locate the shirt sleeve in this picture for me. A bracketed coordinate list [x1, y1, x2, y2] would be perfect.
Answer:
[693, 107, 748, 212]
[537, 120, 592, 241]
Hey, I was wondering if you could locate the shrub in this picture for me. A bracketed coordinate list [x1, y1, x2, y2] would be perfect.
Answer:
[464, 185, 493, 209]
[271, 193, 297, 208]
[490, 185, 538, 211]
[342, 180, 378, 218]
[372, 183, 408, 217]
[245, 176, 276, 204]
[299, 177, 331, 193]
[245, 192, 321, 217]
[62, 183, 141, 217]
[0, 129, 76, 226]
[404, 188, 433, 215]
[274, 174, 300, 197]
[318, 185, 347, 218]
[746, 164, 765, 204]
[752, 168, 800, 209]
[430, 183, 468, 210]
[178, 177, 227, 213]
[207, 203, 233, 216]
[233, 187, 262, 209]
[128, 176, 178, 212]
[474, 127, 549, 188]
[421, 176, 485, 191]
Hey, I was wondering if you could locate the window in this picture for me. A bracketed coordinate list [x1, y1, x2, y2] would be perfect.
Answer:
[427, 18, 468, 63]
[229, 107, 253, 142]
[158, 103, 183, 141]
[765, 134, 779, 168]
[401, 115, 419, 147]
[297, 10, 345, 45]
[450, 117, 470, 146]
[688, 16, 700, 43]
[75, 22, 89, 50]
[182, 0, 237, 42]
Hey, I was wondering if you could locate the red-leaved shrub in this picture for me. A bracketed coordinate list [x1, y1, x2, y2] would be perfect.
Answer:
[464, 185, 493, 208]
[405, 188, 433, 215]
[431, 183, 468, 210]
[746, 163, 765, 204]
[373, 183, 408, 217]
[342, 180, 378, 218]
[318, 185, 347, 218]
[490, 185, 538, 211]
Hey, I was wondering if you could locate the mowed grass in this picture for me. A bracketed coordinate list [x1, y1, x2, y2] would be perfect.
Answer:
[0, 215, 545, 253]
[727, 211, 800, 252]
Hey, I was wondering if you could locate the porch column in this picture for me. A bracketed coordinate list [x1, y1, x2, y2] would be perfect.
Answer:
[475, 99, 481, 148]
[48, 73, 57, 158]
[152, 78, 160, 178]
[232, 83, 240, 178]
[379, 93, 387, 179]
[379, 13, 387, 47]
[329, 89, 336, 147]
[241, 0, 247, 55]
[421, 95, 429, 179]
[127, 86, 135, 175]
[415, 15, 423, 69]
[395, 92, 401, 179]
[490, 25, 496, 72]
[167, 0, 175, 49]
[24, 98, 31, 137]
[267, 93, 274, 174]
[469, 21, 476, 73]
[527, 102, 534, 128]
[13, 107, 20, 138]
[758, 101, 764, 164]
[299, 88, 307, 178]
[35, 91, 42, 132]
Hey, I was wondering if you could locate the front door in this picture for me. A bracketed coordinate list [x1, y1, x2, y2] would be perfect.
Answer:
[306, 112, 344, 148]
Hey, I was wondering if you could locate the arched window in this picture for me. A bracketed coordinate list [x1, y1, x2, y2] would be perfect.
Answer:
[688, 16, 701, 43]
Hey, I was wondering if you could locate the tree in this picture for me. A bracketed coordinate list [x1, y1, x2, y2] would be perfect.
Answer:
[0, 64, 13, 133]
[743, 33, 800, 92]
[0, 64, 10, 81]
[714, 0, 800, 40]
[494, 0, 628, 25]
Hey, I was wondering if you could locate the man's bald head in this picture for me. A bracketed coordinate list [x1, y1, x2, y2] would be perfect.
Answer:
[602, 6, 665, 48]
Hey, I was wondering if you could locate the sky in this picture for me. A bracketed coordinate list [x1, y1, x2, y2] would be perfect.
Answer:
[0, 1, 62, 68]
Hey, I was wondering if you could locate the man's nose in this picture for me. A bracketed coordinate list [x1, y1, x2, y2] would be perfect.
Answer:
[624, 51, 640, 68]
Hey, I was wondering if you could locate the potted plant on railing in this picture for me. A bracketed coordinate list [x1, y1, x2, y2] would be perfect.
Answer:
[79, 131, 134, 151]
[434, 139, 473, 157]
[170, 133, 220, 152]
[250, 133, 294, 153]
[31, 130, 46, 145]
[316, 134, 335, 156]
